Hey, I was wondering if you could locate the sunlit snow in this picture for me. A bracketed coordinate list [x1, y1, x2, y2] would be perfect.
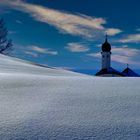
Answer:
[0, 54, 140, 140]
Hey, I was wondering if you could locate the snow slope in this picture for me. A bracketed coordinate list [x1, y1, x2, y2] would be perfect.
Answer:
[0, 54, 83, 76]
[0, 55, 140, 140]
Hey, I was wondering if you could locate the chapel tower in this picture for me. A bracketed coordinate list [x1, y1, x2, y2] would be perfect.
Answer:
[101, 35, 111, 69]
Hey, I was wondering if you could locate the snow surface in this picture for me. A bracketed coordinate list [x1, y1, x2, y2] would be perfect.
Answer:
[0, 55, 140, 140]
[0, 55, 83, 76]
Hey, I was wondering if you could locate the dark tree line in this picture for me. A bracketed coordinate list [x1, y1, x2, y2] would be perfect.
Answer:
[0, 18, 12, 54]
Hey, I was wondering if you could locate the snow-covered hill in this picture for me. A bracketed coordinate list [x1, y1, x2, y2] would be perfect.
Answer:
[0, 54, 83, 76]
[0, 55, 140, 140]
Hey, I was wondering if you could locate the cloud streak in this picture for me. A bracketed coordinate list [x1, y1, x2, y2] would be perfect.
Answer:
[25, 51, 38, 57]
[119, 34, 140, 43]
[106, 28, 122, 36]
[87, 46, 140, 65]
[66, 43, 90, 52]
[30, 46, 58, 55]
[0, 0, 122, 39]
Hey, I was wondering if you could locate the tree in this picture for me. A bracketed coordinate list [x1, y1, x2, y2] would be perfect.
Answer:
[0, 18, 12, 54]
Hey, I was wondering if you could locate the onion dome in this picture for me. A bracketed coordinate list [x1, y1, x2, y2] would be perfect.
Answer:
[102, 36, 111, 52]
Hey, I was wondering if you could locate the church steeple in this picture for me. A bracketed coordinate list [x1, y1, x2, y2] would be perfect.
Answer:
[101, 34, 111, 69]
[102, 34, 111, 52]
[96, 36, 139, 77]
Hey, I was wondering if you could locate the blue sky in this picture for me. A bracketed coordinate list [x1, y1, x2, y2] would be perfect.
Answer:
[0, 0, 140, 72]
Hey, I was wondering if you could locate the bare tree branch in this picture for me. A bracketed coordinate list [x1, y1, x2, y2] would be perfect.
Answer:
[0, 18, 13, 55]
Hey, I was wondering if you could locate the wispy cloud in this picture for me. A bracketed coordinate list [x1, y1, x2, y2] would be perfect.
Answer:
[87, 45, 140, 65]
[106, 28, 122, 36]
[16, 20, 23, 24]
[119, 34, 140, 43]
[30, 46, 58, 55]
[65, 43, 90, 52]
[136, 28, 140, 32]
[25, 51, 38, 57]
[9, 30, 18, 34]
[0, 0, 122, 39]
